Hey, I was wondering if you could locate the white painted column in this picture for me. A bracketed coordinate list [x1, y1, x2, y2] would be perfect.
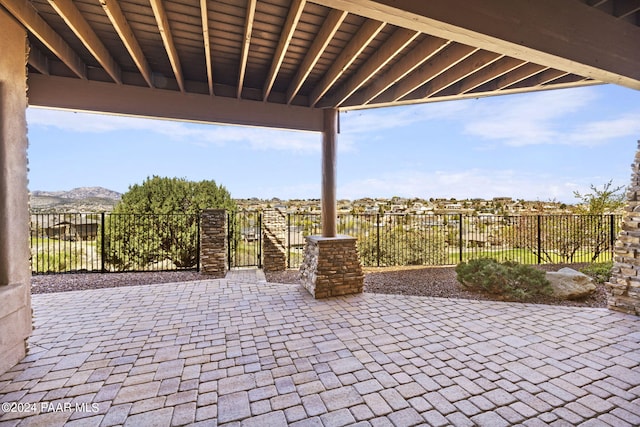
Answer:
[321, 108, 338, 238]
[0, 8, 33, 375]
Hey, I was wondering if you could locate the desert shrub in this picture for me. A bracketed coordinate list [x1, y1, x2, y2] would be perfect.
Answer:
[579, 261, 613, 284]
[455, 258, 552, 301]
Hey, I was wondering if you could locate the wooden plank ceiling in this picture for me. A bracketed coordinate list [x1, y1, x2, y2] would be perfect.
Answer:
[2, 0, 639, 122]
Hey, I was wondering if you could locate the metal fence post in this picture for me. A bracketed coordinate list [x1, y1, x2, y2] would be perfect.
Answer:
[287, 213, 291, 269]
[458, 214, 463, 263]
[101, 212, 106, 273]
[376, 213, 380, 267]
[610, 213, 616, 259]
[258, 211, 263, 268]
[196, 214, 201, 272]
[537, 215, 542, 264]
[227, 212, 232, 270]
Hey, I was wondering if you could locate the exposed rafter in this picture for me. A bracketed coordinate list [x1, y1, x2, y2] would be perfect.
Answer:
[419, 50, 502, 99]
[445, 56, 524, 96]
[309, 19, 385, 107]
[238, 0, 257, 99]
[149, 0, 185, 92]
[99, 0, 153, 87]
[507, 69, 569, 89]
[263, 0, 305, 101]
[286, 8, 347, 104]
[615, 0, 640, 17]
[200, 0, 213, 95]
[48, 0, 121, 84]
[374, 43, 476, 104]
[318, 28, 420, 108]
[0, 0, 86, 79]
[7, 0, 637, 120]
[342, 36, 449, 107]
[314, 0, 640, 90]
[27, 45, 49, 75]
[474, 63, 547, 93]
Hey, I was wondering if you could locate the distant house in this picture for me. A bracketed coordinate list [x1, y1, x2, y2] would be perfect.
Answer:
[45, 220, 98, 241]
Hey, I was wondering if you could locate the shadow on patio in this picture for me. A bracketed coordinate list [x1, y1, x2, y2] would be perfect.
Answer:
[1, 273, 639, 426]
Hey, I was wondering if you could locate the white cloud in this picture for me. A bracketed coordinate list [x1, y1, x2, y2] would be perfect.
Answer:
[462, 88, 595, 146]
[341, 101, 470, 135]
[27, 107, 323, 153]
[568, 114, 640, 145]
[461, 87, 640, 147]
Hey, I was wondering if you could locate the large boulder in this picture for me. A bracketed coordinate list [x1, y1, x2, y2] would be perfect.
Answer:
[546, 268, 596, 300]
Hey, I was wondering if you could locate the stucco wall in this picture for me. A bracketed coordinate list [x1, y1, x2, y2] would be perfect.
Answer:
[0, 9, 33, 375]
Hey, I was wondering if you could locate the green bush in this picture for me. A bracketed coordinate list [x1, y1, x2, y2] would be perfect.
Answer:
[455, 258, 552, 301]
[579, 261, 613, 284]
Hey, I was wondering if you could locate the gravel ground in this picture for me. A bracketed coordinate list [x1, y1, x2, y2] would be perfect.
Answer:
[31, 271, 204, 294]
[32, 264, 607, 308]
[266, 263, 608, 309]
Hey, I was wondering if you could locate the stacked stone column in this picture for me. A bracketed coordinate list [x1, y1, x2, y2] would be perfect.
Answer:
[199, 209, 227, 277]
[300, 235, 364, 299]
[262, 209, 287, 272]
[607, 140, 640, 315]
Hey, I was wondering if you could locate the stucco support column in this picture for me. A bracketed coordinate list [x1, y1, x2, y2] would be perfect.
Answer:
[0, 9, 33, 375]
[321, 108, 338, 238]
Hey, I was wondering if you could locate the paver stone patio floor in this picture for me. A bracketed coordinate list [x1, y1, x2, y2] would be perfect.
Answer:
[1, 270, 639, 426]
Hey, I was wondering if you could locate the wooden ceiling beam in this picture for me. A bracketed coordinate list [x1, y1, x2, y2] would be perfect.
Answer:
[99, 0, 153, 88]
[28, 73, 324, 131]
[372, 43, 476, 104]
[435, 56, 524, 97]
[419, 50, 502, 99]
[506, 69, 569, 89]
[308, 18, 385, 107]
[238, 0, 257, 98]
[27, 44, 50, 75]
[263, 0, 306, 101]
[48, 0, 122, 84]
[341, 35, 449, 108]
[149, 0, 185, 92]
[0, 0, 86, 79]
[317, 27, 420, 108]
[286, 8, 347, 104]
[472, 62, 547, 93]
[614, 0, 640, 17]
[314, 0, 640, 89]
[200, 0, 213, 95]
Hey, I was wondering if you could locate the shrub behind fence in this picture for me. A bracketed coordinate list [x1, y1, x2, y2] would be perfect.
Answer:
[31, 213, 200, 274]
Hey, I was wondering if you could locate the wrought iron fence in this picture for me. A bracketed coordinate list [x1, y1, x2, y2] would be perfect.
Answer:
[227, 210, 262, 268]
[32, 211, 621, 273]
[31, 213, 200, 274]
[285, 213, 622, 268]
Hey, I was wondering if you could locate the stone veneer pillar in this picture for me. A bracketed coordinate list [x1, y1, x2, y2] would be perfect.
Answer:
[0, 9, 32, 375]
[299, 235, 364, 298]
[262, 209, 287, 272]
[199, 209, 227, 278]
[607, 140, 640, 315]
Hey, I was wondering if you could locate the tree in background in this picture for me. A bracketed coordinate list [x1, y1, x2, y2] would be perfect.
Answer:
[573, 180, 625, 215]
[573, 180, 625, 261]
[102, 176, 236, 270]
[508, 181, 625, 263]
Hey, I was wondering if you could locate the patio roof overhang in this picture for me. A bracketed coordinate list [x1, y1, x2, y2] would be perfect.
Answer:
[1, 0, 638, 131]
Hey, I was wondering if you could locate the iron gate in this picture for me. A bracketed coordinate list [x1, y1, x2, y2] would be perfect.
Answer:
[227, 211, 262, 268]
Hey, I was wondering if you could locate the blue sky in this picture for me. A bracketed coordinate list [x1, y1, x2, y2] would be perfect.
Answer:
[27, 84, 640, 203]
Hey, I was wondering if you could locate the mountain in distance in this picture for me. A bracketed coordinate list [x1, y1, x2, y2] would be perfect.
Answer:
[30, 187, 122, 213]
